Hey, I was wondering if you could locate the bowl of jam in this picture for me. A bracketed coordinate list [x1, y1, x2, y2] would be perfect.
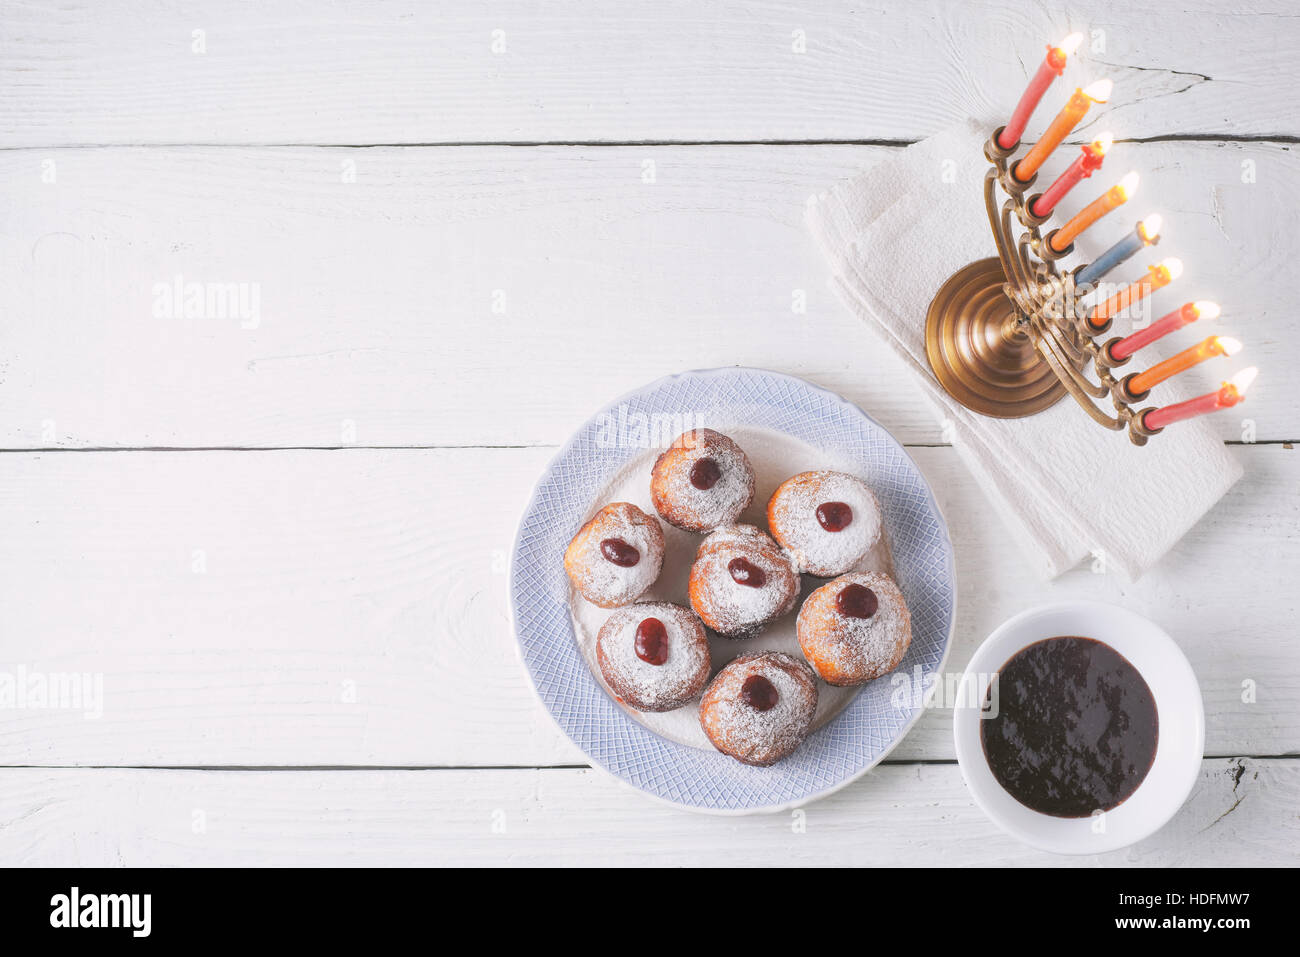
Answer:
[953, 600, 1204, 854]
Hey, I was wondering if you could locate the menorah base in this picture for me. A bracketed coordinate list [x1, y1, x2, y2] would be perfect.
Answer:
[924, 257, 1068, 419]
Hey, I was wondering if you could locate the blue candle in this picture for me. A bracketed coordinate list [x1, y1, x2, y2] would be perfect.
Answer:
[1075, 215, 1161, 289]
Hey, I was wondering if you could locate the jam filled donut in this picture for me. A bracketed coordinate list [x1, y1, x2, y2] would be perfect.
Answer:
[767, 470, 883, 577]
[699, 652, 819, 766]
[687, 524, 799, 639]
[564, 502, 664, 608]
[797, 571, 911, 686]
[650, 429, 756, 533]
[596, 602, 711, 713]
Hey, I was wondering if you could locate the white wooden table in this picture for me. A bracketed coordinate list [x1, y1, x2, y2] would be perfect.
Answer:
[1, 1, 1296, 866]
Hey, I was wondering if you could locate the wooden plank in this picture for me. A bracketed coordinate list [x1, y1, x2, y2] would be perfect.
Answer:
[1, 1, 1296, 146]
[1, 142, 1291, 449]
[0, 759, 1291, 865]
[0, 444, 1293, 767]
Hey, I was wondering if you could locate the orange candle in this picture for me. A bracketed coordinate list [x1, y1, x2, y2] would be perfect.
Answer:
[1089, 257, 1183, 329]
[1049, 171, 1138, 252]
[1143, 367, 1257, 430]
[1128, 335, 1241, 395]
[1013, 79, 1112, 182]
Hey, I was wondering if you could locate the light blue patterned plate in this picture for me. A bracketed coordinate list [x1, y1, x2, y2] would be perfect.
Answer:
[510, 368, 956, 813]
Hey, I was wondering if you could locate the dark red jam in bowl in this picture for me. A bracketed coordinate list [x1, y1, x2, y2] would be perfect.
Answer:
[980, 636, 1158, 818]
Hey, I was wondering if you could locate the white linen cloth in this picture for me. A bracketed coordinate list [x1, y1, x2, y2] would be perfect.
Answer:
[807, 121, 1242, 580]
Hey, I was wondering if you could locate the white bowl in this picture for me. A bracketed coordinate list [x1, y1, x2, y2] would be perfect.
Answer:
[953, 600, 1204, 855]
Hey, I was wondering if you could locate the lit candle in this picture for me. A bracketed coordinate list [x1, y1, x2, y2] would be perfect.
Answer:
[1089, 257, 1182, 329]
[1128, 335, 1242, 395]
[1108, 300, 1218, 362]
[998, 34, 1085, 149]
[1013, 79, 1112, 182]
[1030, 132, 1112, 217]
[1142, 367, 1258, 431]
[1049, 171, 1138, 253]
[1074, 213, 1162, 287]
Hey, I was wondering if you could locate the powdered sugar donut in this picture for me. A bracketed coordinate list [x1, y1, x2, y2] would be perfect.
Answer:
[650, 429, 756, 533]
[699, 652, 819, 766]
[596, 602, 711, 713]
[767, 470, 883, 577]
[687, 524, 799, 639]
[564, 502, 664, 608]
[797, 571, 911, 686]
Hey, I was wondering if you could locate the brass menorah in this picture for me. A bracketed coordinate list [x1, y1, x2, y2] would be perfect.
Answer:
[924, 127, 1167, 445]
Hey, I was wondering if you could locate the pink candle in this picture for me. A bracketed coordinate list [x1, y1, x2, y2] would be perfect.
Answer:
[1109, 300, 1219, 362]
[1030, 132, 1111, 217]
[997, 34, 1084, 149]
[1142, 367, 1257, 430]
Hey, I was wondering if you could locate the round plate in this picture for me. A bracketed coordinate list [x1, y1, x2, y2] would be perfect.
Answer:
[953, 600, 1205, 853]
[510, 368, 956, 813]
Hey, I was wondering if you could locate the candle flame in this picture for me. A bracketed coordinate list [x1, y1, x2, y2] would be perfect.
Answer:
[1217, 336, 1243, 357]
[1139, 213, 1162, 241]
[1083, 79, 1113, 102]
[1058, 33, 1085, 56]
[1194, 300, 1221, 320]
[1117, 171, 1140, 199]
[1161, 257, 1184, 280]
[1229, 367, 1259, 395]
[1093, 131, 1115, 153]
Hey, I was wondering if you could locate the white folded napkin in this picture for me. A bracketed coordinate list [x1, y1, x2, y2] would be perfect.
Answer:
[807, 120, 1242, 580]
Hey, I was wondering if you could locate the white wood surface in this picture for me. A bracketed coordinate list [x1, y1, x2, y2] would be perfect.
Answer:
[0, 142, 1292, 449]
[0, 759, 1292, 866]
[1, 0, 1296, 866]
[2, 0, 1296, 145]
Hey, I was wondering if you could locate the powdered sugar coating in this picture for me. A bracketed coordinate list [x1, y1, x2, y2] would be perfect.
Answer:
[650, 429, 756, 532]
[596, 602, 711, 713]
[699, 652, 819, 766]
[797, 571, 911, 686]
[768, 470, 883, 577]
[687, 524, 799, 639]
[564, 502, 665, 608]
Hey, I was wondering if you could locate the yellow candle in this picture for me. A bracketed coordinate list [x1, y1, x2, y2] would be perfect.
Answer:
[1129, 335, 1241, 395]
[1013, 79, 1112, 182]
[1049, 171, 1139, 252]
[1089, 257, 1183, 329]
